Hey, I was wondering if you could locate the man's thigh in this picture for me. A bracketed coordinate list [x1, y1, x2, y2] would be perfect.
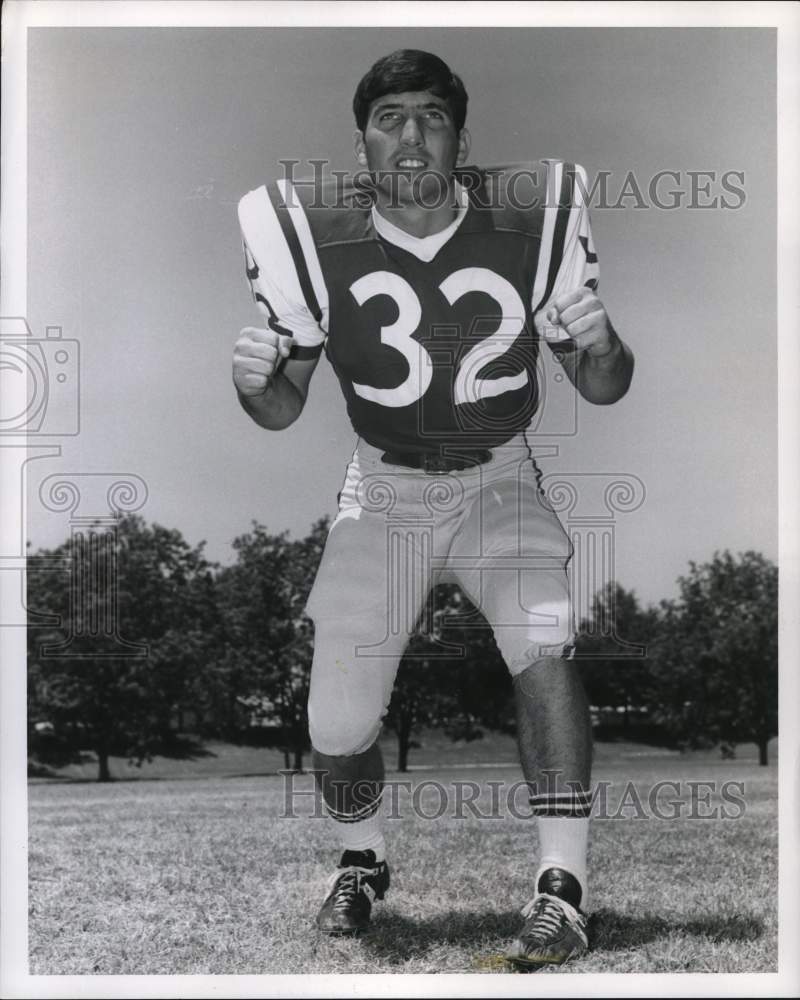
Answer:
[450, 458, 575, 672]
[306, 455, 443, 753]
[307, 487, 436, 647]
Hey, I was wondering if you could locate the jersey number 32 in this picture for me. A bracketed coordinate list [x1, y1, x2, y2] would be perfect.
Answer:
[349, 266, 530, 409]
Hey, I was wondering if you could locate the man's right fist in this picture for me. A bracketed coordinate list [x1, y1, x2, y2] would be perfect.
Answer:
[232, 327, 294, 396]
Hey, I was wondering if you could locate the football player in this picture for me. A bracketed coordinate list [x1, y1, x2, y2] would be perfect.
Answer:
[233, 49, 634, 967]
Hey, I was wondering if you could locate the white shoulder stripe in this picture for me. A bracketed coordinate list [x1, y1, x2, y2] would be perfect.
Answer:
[562, 163, 588, 255]
[237, 186, 326, 348]
[238, 186, 308, 311]
[277, 178, 330, 333]
[531, 159, 561, 313]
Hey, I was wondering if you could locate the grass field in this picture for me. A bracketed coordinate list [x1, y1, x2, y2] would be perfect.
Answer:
[28, 736, 778, 975]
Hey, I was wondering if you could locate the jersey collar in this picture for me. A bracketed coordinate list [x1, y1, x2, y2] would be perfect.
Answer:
[370, 181, 470, 262]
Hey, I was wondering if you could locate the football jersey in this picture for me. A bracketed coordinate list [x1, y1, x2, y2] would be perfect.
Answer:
[238, 160, 599, 454]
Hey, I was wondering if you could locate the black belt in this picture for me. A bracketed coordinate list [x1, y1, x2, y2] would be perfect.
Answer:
[380, 449, 493, 474]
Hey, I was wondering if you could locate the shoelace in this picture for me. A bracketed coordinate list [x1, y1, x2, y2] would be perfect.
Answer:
[326, 865, 375, 913]
[519, 893, 581, 941]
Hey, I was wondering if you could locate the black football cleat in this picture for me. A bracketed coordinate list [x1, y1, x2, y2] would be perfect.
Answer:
[506, 867, 589, 968]
[316, 849, 390, 935]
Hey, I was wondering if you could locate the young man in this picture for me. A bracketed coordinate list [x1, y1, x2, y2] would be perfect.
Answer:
[233, 50, 634, 967]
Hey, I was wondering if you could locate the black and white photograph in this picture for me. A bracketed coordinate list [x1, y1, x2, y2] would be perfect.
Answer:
[1, 1, 798, 996]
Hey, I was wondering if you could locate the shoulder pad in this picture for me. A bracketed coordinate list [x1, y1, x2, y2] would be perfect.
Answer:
[266, 172, 375, 249]
[457, 160, 579, 233]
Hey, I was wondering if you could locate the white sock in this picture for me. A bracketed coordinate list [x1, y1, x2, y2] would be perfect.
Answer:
[536, 816, 589, 909]
[327, 798, 385, 861]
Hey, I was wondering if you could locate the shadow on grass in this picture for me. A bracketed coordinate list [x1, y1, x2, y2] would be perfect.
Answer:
[363, 909, 521, 962]
[359, 907, 764, 965]
[224, 771, 292, 779]
[28, 752, 96, 780]
[28, 738, 219, 784]
[156, 736, 218, 761]
[589, 908, 765, 950]
[28, 761, 71, 779]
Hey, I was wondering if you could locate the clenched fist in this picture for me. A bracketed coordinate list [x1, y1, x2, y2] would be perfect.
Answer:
[232, 327, 293, 396]
[536, 288, 616, 358]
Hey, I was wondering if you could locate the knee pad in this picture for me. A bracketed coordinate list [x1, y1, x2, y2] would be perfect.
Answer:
[307, 618, 405, 757]
[493, 597, 576, 677]
[308, 710, 382, 758]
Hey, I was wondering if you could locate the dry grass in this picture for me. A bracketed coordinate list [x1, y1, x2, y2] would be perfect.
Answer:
[28, 745, 777, 975]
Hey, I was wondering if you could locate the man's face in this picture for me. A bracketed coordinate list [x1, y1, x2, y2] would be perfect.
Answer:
[354, 90, 470, 206]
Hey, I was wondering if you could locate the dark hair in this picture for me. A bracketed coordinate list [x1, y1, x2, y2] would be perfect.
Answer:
[352, 49, 468, 132]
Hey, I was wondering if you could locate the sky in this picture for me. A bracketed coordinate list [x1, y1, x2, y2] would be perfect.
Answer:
[23, 24, 777, 607]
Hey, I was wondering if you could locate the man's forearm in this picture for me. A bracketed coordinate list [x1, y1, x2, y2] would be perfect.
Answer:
[237, 373, 304, 430]
[575, 335, 634, 405]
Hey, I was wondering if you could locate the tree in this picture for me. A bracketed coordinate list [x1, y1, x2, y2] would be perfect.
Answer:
[28, 515, 219, 781]
[387, 632, 454, 773]
[648, 551, 778, 764]
[574, 581, 660, 732]
[386, 585, 513, 771]
[213, 518, 328, 772]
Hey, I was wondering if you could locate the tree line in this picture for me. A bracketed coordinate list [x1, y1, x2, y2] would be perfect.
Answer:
[27, 515, 778, 780]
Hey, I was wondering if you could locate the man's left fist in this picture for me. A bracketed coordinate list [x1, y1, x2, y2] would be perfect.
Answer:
[537, 288, 616, 358]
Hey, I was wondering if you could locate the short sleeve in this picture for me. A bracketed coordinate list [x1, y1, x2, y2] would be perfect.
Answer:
[238, 187, 326, 352]
[550, 163, 600, 301]
[533, 162, 601, 348]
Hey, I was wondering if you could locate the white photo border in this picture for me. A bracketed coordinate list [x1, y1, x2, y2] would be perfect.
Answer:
[2, 2, 798, 997]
